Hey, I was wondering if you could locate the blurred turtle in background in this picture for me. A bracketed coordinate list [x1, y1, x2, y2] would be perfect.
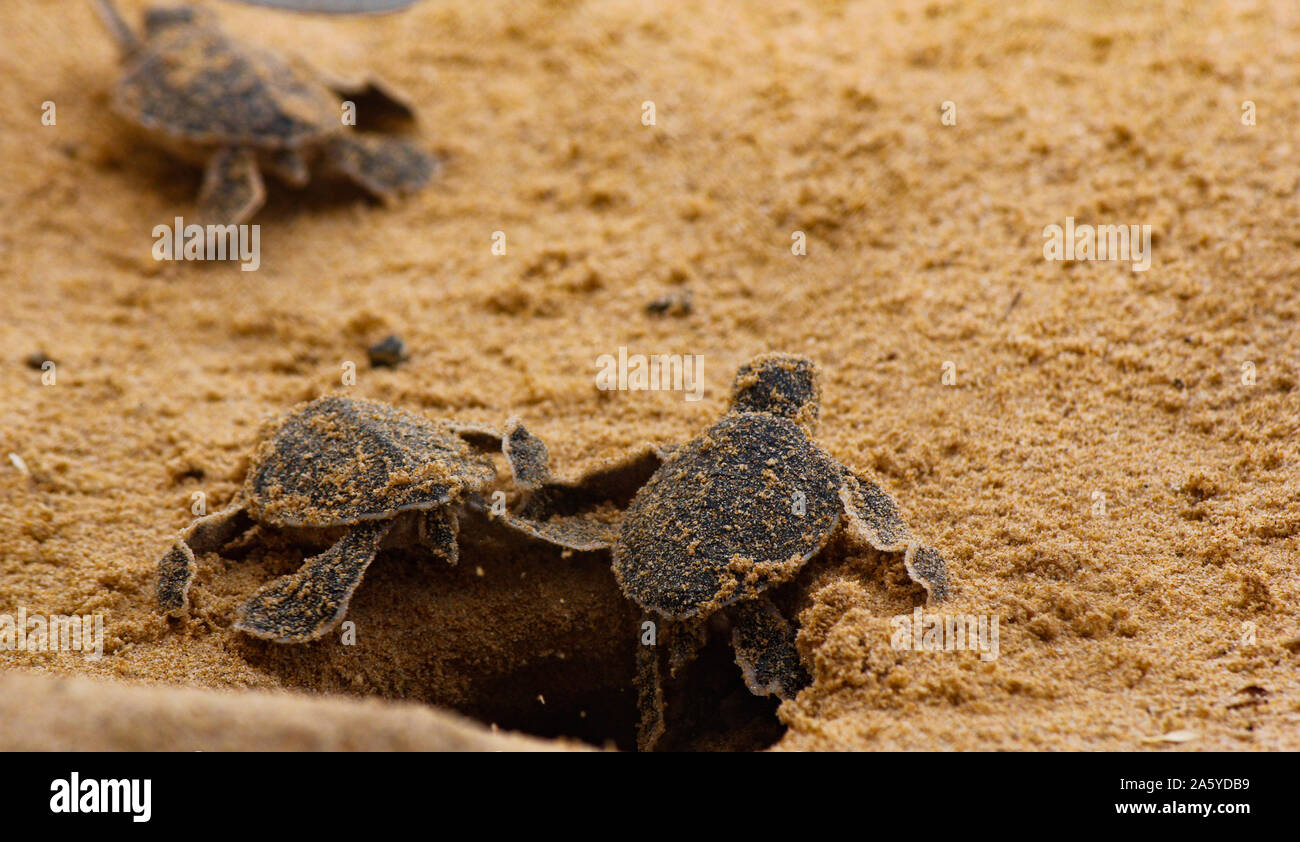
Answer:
[93, 0, 436, 223]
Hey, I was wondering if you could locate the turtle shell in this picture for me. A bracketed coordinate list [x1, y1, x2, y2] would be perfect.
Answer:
[612, 412, 843, 619]
[114, 15, 340, 148]
[244, 396, 495, 528]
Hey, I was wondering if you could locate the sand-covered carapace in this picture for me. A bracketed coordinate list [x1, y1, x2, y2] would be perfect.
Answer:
[500, 353, 952, 749]
[155, 395, 513, 642]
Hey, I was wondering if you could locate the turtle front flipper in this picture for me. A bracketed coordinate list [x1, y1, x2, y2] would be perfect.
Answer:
[487, 420, 666, 552]
[509, 424, 667, 504]
[157, 502, 253, 616]
[840, 471, 951, 601]
[234, 520, 391, 643]
[323, 134, 437, 200]
[496, 510, 621, 552]
[634, 618, 706, 751]
[198, 146, 266, 225]
[635, 632, 667, 751]
[730, 597, 809, 700]
[446, 422, 503, 453]
[503, 417, 552, 490]
[838, 470, 911, 552]
[903, 543, 952, 604]
[495, 428, 622, 551]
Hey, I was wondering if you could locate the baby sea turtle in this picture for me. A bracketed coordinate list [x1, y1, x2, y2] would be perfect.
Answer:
[498, 353, 951, 749]
[93, 1, 436, 224]
[156, 396, 501, 642]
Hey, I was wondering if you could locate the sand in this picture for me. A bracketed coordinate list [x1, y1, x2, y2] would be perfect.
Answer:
[0, 0, 1297, 750]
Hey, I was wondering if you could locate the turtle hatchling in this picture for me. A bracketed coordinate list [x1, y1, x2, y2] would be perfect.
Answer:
[498, 353, 951, 749]
[156, 396, 505, 642]
[93, 0, 436, 224]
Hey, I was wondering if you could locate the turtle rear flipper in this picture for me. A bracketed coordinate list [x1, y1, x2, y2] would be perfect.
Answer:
[198, 146, 266, 225]
[324, 134, 437, 200]
[730, 598, 809, 700]
[235, 520, 390, 643]
[157, 503, 253, 616]
[267, 148, 310, 188]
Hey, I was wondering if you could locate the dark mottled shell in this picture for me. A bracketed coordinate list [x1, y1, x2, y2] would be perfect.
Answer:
[612, 412, 842, 619]
[115, 19, 339, 147]
[245, 396, 495, 528]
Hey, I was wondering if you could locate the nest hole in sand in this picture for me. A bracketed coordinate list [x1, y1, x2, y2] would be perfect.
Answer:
[220, 509, 788, 751]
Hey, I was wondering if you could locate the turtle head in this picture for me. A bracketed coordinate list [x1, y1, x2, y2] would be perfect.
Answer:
[143, 5, 210, 37]
[728, 353, 821, 432]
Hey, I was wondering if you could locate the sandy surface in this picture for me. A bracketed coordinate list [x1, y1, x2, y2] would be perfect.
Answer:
[0, 670, 563, 750]
[1, 0, 1297, 750]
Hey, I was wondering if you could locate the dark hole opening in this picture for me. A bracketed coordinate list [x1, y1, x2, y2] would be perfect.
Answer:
[225, 511, 789, 751]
